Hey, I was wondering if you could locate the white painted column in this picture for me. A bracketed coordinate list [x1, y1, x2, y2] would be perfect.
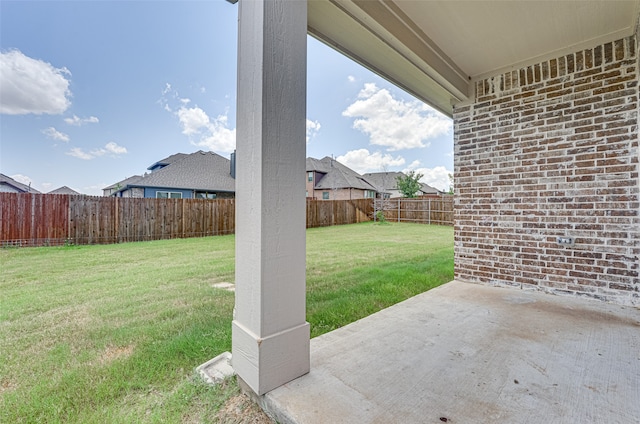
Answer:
[232, 0, 309, 395]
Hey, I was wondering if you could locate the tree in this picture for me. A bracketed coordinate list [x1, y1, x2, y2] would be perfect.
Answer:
[396, 171, 424, 198]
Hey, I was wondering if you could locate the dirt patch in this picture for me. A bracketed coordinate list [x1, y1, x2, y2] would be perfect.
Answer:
[0, 378, 16, 394]
[98, 344, 135, 365]
[214, 393, 273, 424]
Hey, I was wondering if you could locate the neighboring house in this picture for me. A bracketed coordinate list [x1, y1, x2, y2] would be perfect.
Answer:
[363, 172, 444, 198]
[104, 150, 236, 199]
[0, 174, 41, 193]
[48, 186, 80, 195]
[103, 175, 145, 197]
[306, 156, 378, 200]
[146, 153, 189, 172]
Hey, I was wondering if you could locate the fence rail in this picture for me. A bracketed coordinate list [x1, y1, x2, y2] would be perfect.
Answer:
[375, 196, 454, 226]
[306, 198, 372, 228]
[0, 194, 236, 247]
[0, 194, 376, 247]
[0, 193, 451, 247]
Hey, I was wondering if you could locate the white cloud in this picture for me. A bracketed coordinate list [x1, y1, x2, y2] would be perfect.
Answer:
[64, 114, 99, 126]
[66, 142, 127, 160]
[342, 83, 452, 151]
[42, 127, 70, 142]
[403, 164, 452, 192]
[66, 147, 94, 160]
[160, 84, 236, 154]
[191, 115, 236, 154]
[177, 106, 210, 135]
[0, 49, 71, 115]
[104, 141, 127, 155]
[407, 160, 421, 169]
[348, 75, 356, 83]
[10, 174, 32, 186]
[175, 105, 236, 154]
[337, 149, 405, 174]
[306, 119, 321, 143]
[158, 83, 176, 112]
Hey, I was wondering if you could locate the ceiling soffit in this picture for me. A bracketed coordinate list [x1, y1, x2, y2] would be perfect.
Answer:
[308, 0, 469, 116]
[394, 0, 640, 81]
[308, 0, 640, 116]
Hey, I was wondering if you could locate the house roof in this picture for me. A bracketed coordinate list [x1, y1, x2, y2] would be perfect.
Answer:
[103, 174, 145, 191]
[362, 172, 405, 193]
[0, 173, 41, 193]
[147, 153, 189, 171]
[107, 151, 235, 193]
[363, 171, 443, 195]
[48, 186, 80, 195]
[307, 157, 378, 191]
[419, 183, 442, 195]
[308, 0, 640, 116]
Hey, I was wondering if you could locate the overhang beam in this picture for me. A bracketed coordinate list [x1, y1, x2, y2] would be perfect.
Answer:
[308, 0, 469, 117]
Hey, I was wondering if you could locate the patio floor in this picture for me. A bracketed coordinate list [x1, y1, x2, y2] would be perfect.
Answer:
[255, 280, 640, 423]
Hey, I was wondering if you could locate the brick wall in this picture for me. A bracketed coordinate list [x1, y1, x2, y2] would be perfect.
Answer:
[453, 35, 639, 305]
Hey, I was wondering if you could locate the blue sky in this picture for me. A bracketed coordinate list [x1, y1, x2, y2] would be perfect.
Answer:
[0, 0, 453, 196]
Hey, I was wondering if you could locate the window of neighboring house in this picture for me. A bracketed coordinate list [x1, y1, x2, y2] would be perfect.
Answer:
[308, 171, 313, 182]
[305, 191, 308, 197]
[195, 192, 217, 199]
[364, 190, 376, 198]
[322, 191, 329, 200]
[156, 191, 182, 199]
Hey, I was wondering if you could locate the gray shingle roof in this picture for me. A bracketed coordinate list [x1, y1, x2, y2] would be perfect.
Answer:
[103, 175, 144, 191]
[419, 182, 442, 195]
[147, 153, 189, 171]
[0, 173, 41, 193]
[48, 186, 80, 195]
[362, 172, 405, 193]
[120, 151, 235, 192]
[363, 171, 443, 195]
[307, 157, 377, 191]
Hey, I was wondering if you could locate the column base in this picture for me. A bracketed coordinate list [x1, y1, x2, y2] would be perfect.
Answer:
[232, 320, 310, 395]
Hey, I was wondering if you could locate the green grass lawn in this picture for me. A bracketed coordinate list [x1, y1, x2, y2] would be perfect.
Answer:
[0, 222, 453, 423]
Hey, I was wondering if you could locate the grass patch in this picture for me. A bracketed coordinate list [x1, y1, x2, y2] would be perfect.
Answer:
[0, 222, 452, 422]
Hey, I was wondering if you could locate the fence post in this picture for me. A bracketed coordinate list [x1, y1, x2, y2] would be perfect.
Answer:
[373, 199, 377, 222]
[428, 198, 431, 225]
[115, 196, 119, 243]
[397, 199, 400, 223]
[68, 196, 72, 243]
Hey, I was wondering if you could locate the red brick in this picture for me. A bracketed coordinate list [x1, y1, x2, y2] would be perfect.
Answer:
[453, 35, 638, 304]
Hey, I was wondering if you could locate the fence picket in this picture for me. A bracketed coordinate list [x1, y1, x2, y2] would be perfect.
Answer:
[1, 193, 451, 247]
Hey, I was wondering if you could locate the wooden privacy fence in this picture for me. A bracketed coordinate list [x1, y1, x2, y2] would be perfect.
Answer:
[0, 193, 450, 247]
[306, 198, 373, 228]
[0, 193, 235, 247]
[0, 192, 70, 246]
[375, 196, 454, 226]
[0, 194, 374, 247]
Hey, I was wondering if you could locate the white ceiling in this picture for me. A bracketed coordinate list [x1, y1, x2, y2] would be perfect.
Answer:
[308, 0, 640, 116]
[395, 1, 639, 80]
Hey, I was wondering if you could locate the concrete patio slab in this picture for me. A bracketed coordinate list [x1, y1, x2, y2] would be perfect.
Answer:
[258, 281, 640, 424]
[196, 351, 234, 385]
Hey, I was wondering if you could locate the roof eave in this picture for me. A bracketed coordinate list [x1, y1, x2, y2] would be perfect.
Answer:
[308, 0, 469, 117]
